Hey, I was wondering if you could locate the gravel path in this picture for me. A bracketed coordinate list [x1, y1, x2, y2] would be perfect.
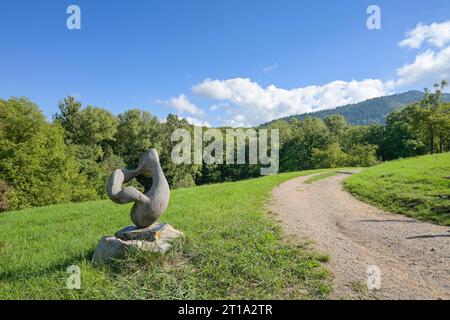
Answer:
[269, 172, 450, 300]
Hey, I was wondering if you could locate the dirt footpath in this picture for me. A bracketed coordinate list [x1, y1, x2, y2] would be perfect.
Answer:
[269, 172, 450, 299]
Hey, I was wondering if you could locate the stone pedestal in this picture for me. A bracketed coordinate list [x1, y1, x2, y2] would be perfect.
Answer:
[91, 223, 183, 265]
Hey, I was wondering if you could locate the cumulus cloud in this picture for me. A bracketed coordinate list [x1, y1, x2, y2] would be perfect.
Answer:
[222, 114, 246, 127]
[396, 47, 450, 86]
[160, 94, 204, 117]
[209, 101, 229, 111]
[399, 21, 450, 49]
[396, 21, 450, 87]
[192, 78, 388, 126]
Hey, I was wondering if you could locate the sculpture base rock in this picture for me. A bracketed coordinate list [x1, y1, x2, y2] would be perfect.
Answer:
[92, 223, 183, 265]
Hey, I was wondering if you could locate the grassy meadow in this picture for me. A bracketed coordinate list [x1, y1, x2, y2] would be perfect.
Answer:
[3, 152, 448, 300]
[0, 170, 331, 300]
[345, 153, 450, 225]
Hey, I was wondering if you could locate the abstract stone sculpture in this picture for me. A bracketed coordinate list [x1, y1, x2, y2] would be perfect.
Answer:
[107, 149, 170, 228]
[92, 149, 183, 265]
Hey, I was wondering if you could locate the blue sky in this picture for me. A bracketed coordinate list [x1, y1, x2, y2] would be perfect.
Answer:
[1, 0, 450, 127]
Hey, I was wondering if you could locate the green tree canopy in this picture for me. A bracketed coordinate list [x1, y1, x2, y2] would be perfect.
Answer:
[0, 98, 97, 209]
[115, 109, 161, 167]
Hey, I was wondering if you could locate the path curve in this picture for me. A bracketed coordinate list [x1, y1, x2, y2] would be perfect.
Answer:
[269, 172, 450, 299]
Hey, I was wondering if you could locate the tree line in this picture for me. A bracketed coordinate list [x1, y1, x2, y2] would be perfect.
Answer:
[1, 81, 449, 211]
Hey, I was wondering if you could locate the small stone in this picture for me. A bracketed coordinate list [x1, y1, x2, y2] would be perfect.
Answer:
[91, 236, 128, 264]
[431, 248, 436, 252]
[91, 223, 183, 265]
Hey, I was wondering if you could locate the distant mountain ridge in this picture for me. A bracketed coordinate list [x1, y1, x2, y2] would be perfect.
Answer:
[266, 90, 450, 126]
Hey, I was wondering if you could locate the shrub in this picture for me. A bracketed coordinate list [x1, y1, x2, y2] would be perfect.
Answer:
[0, 180, 11, 212]
[0, 98, 97, 210]
[311, 143, 350, 168]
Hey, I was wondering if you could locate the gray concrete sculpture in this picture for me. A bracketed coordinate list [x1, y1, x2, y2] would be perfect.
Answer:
[107, 149, 170, 228]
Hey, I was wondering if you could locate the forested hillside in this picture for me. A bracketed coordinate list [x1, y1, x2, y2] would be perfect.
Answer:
[267, 90, 450, 125]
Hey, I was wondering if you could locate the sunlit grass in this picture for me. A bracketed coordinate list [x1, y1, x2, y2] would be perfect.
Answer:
[345, 153, 450, 225]
[0, 170, 330, 299]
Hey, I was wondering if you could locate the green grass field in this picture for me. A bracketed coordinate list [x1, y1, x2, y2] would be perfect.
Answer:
[345, 153, 450, 225]
[0, 170, 331, 300]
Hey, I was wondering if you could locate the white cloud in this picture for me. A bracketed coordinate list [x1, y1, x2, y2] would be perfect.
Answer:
[399, 21, 450, 49]
[222, 114, 246, 127]
[209, 101, 229, 111]
[193, 78, 388, 126]
[160, 94, 204, 117]
[396, 21, 450, 88]
[183, 116, 211, 127]
[396, 47, 450, 86]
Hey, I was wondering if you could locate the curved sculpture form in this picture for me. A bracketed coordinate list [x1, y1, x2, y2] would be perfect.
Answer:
[107, 149, 170, 228]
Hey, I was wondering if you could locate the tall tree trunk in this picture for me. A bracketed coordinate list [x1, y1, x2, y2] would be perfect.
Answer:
[430, 135, 434, 154]
[429, 126, 435, 154]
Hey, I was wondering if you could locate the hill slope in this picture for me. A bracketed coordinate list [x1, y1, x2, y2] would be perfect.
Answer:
[0, 170, 330, 300]
[268, 91, 450, 126]
[345, 153, 450, 225]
